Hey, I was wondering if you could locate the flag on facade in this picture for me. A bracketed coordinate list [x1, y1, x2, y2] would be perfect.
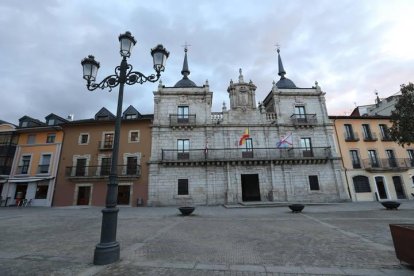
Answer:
[239, 128, 250, 145]
[204, 142, 209, 155]
[276, 132, 293, 148]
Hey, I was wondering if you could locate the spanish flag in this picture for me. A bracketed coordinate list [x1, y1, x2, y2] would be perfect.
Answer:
[239, 128, 250, 145]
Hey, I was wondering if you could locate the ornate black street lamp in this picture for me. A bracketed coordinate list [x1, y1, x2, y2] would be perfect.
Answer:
[81, 31, 169, 265]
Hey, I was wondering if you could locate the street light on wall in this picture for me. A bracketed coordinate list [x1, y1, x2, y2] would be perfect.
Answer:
[81, 31, 169, 265]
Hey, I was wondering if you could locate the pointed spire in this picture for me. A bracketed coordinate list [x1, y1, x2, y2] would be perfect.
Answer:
[181, 46, 190, 78]
[277, 48, 286, 79]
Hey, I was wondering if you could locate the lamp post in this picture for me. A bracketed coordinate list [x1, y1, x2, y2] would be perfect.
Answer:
[81, 31, 169, 265]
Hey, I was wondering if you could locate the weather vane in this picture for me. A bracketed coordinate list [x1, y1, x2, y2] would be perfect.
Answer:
[182, 41, 192, 52]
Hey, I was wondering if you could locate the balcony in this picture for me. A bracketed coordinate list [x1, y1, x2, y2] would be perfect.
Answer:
[363, 132, 378, 142]
[160, 147, 332, 165]
[98, 141, 113, 150]
[290, 114, 317, 127]
[381, 134, 394, 142]
[344, 132, 360, 142]
[169, 114, 196, 128]
[66, 165, 141, 179]
[16, 165, 29, 175]
[362, 158, 413, 171]
[37, 165, 50, 174]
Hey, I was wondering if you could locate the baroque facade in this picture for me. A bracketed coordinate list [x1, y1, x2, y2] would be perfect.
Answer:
[148, 48, 349, 206]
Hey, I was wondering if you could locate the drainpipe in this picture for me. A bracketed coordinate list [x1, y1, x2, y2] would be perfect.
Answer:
[332, 118, 352, 200]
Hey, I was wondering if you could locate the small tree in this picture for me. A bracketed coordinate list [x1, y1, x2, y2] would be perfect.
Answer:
[390, 82, 414, 147]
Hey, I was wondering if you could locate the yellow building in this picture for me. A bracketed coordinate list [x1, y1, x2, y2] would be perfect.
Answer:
[330, 115, 414, 202]
[4, 114, 66, 207]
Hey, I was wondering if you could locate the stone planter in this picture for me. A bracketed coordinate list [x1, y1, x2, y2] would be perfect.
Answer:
[178, 206, 195, 216]
[288, 204, 305, 213]
[389, 224, 414, 265]
[381, 201, 401, 210]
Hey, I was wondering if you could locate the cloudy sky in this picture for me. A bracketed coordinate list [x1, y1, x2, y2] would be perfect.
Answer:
[1, 0, 414, 124]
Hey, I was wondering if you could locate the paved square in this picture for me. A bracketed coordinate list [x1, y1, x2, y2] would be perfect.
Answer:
[1, 202, 414, 275]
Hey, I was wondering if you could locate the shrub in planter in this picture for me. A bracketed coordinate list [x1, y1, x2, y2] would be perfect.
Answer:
[288, 204, 305, 213]
[381, 201, 401, 210]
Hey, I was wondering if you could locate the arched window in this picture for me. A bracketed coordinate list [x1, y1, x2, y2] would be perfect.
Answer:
[353, 175, 371, 193]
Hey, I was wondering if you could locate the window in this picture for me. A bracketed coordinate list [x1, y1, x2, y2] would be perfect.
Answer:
[177, 106, 189, 119]
[295, 106, 306, 119]
[386, 150, 397, 167]
[126, 156, 138, 175]
[125, 114, 137, 119]
[353, 175, 371, 193]
[129, 130, 139, 143]
[27, 134, 36, 144]
[379, 124, 391, 140]
[100, 157, 111, 176]
[407, 149, 414, 166]
[344, 124, 355, 140]
[19, 155, 31, 174]
[309, 175, 320, 190]
[242, 138, 253, 158]
[79, 134, 89, 145]
[48, 119, 55, 126]
[75, 158, 87, 176]
[35, 182, 49, 199]
[300, 138, 313, 157]
[38, 154, 51, 174]
[362, 124, 375, 140]
[177, 139, 190, 159]
[103, 133, 114, 149]
[178, 179, 189, 195]
[350, 150, 361, 168]
[46, 133, 56, 143]
[21, 121, 28, 127]
[368, 150, 379, 167]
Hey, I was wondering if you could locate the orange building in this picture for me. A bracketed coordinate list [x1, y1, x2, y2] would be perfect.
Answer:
[53, 106, 152, 207]
[331, 115, 414, 202]
[5, 114, 66, 207]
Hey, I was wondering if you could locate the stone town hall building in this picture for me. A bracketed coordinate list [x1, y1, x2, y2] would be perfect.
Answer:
[148, 48, 349, 206]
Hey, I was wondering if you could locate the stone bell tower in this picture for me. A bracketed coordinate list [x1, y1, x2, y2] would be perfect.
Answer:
[227, 68, 257, 111]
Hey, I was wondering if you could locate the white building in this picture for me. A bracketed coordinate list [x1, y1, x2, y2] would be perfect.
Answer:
[148, 48, 349, 206]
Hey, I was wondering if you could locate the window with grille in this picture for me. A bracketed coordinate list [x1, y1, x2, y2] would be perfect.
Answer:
[353, 175, 371, 193]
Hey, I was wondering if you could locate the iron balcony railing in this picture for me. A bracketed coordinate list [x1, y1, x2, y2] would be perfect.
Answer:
[0, 165, 12, 175]
[169, 114, 196, 126]
[362, 158, 414, 170]
[65, 165, 141, 178]
[98, 141, 113, 150]
[363, 132, 378, 142]
[37, 164, 50, 174]
[344, 132, 360, 142]
[290, 114, 317, 125]
[16, 165, 29, 174]
[161, 147, 332, 162]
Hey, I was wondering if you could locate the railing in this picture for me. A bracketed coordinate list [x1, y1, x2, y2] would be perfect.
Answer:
[363, 132, 378, 141]
[0, 165, 12, 175]
[161, 147, 332, 162]
[211, 112, 223, 123]
[381, 134, 394, 141]
[266, 113, 277, 121]
[98, 141, 113, 150]
[362, 158, 413, 170]
[37, 165, 50, 174]
[344, 132, 360, 142]
[169, 114, 196, 126]
[66, 165, 141, 178]
[290, 114, 317, 125]
[16, 165, 29, 174]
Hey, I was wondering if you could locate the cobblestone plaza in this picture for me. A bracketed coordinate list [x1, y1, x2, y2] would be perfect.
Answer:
[1, 202, 414, 275]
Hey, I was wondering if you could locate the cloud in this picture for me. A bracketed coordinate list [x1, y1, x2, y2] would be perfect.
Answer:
[0, 0, 413, 124]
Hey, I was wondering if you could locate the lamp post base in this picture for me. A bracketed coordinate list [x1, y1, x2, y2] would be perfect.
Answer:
[93, 241, 120, 265]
